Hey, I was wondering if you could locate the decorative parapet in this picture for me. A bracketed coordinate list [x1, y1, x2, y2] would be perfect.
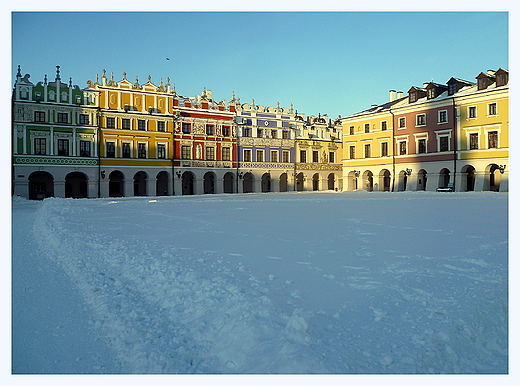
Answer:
[239, 137, 294, 148]
[13, 156, 98, 166]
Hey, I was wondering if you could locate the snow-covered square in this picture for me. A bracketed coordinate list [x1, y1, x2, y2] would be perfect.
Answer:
[12, 191, 508, 375]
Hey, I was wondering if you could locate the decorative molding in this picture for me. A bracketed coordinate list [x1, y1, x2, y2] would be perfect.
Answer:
[14, 156, 98, 165]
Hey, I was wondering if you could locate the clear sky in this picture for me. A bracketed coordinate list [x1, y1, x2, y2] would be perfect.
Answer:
[11, 4, 509, 118]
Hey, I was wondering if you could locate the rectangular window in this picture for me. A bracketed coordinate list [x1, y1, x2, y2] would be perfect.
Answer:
[57, 139, 69, 156]
[257, 129, 263, 138]
[271, 130, 277, 138]
[271, 150, 278, 162]
[300, 150, 307, 163]
[418, 139, 427, 154]
[106, 117, 115, 128]
[34, 138, 46, 155]
[206, 125, 214, 135]
[182, 122, 191, 134]
[256, 150, 264, 162]
[157, 121, 165, 132]
[349, 126, 354, 135]
[282, 151, 290, 163]
[282, 130, 289, 139]
[427, 88, 435, 99]
[409, 92, 417, 103]
[243, 149, 252, 162]
[80, 140, 91, 157]
[106, 141, 115, 158]
[181, 145, 191, 159]
[206, 146, 215, 160]
[381, 142, 388, 157]
[488, 131, 498, 148]
[399, 117, 406, 128]
[439, 137, 449, 152]
[399, 141, 407, 155]
[243, 128, 251, 137]
[416, 114, 426, 126]
[364, 144, 371, 158]
[122, 142, 131, 158]
[438, 110, 448, 123]
[329, 152, 335, 163]
[448, 83, 457, 95]
[122, 118, 131, 130]
[34, 111, 46, 122]
[222, 147, 231, 161]
[312, 150, 319, 163]
[349, 146, 355, 159]
[57, 113, 68, 124]
[381, 121, 387, 131]
[470, 133, 479, 150]
[364, 123, 370, 133]
[157, 143, 166, 159]
[488, 103, 497, 116]
[79, 114, 89, 125]
[222, 126, 230, 136]
[138, 120, 146, 131]
[469, 106, 477, 118]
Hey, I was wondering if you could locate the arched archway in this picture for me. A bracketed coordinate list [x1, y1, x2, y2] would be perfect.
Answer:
[261, 173, 271, 193]
[295, 172, 304, 191]
[243, 172, 254, 193]
[397, 170, 408, 191]
[485, 164, 502, 192]
[379, 169, 391, 192]
[29, 171, 54, 200]
[461, 165, 475, 192]
[65, 172, 88, 198]
[204, 172, 216, 194]
[417, 169, 427, 191]
[279, 173, 288, 192]
[109, 170, 124, 197]
[312, 173, 319, 191]
[347, 171, 359, 191]
[156, 171, 169, 196]
[438, 168, 451, 189]
[182, 171, 195, 195]
[327, 173, 335, 190]
[134, 171, 148, 196]
[363, 171, 374, 191]
[223, 172, 234, 194]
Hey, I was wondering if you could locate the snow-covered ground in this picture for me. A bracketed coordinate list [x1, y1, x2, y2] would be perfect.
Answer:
[11, 191, 510, 382]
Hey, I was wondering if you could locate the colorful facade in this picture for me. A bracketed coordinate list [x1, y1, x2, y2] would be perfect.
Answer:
[341, 69, 509, 192]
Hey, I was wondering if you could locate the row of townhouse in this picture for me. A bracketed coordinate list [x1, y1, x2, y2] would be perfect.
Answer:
[341, 68, 509, 192]
[12, 66, 343, 199]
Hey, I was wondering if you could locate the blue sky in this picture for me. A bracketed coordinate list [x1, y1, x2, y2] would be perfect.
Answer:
[11, 9, 508, 118]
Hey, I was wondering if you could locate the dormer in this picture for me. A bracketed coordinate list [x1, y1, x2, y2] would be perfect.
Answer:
[425, 82, 448, 100]
[495, 68, 509, 87]
[446, 77, 474, 95]
[408, 86, 426, 103]
[476, 71, 496, 90]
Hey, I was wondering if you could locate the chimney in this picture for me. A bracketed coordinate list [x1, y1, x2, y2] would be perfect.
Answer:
[389, 90, 396, 101]
[397, 91, 403, 99]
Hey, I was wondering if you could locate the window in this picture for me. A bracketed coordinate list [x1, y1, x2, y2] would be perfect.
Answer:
[57, 139, 69, 156]
[57, 113, 68, 124]
[478, 77, 488, 90]
[409, 92, 417, 102]
[381, 121, 387, 131]
[364, 123, 370, 133]
[439, 137, 449, 152]
[438, 110, 447, 123]
[206, 125, 214, 135]
[312, 150, 319, 163]
[122, 143, 131, 158]
[329, 152, 335, 163]
[222, 126, 230, 136]
[399, 141, 407, 155]
[138, 120, 146, 131]
[470, 133, 479, 150]
[364, 144, 371, 158]
[381, 142, 388, 157]
[283, 151, 290, 163]
[488, 103, 497, 116]
[243, 128, 251, 137]
[496, 72, 508, 87]
[206, 146, 215, 160]
[138, 143, 146, 158]
[243, 149, 252, 162]
[222, 147, 231, 161]
[282, 130, 290, 139]
[271, 130, 277, 138]
[106, 117, 115, 128]
[256, 150, 264, 162]
[488, 131, 498, 148]
[79, 114, 89, 125]
[34, 111, 46, 122]
[80, 140, 91, 157]
[399, 117, 406, 128]
[349, 146, 355, 160]
[181, 145, 191, 159]
[271, 150, 278, 162]
[257, 129, 263, 138]
[418, 139, 427, 154]
[157, 121, 165, 132]
[106, 142, 115, 158]
[300, 150, 307, 163]
[34, 138, 46, 155]
[157, 144, 166, 159]
[448, 83, 457, 95]
[122, 119, 131, 130]
[427, 88, 435, 99]
[182, 122, 191, 134]
[349, 126, 354, 135]
[469, 106, 477, 118]
[416, 114, 426, 126]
